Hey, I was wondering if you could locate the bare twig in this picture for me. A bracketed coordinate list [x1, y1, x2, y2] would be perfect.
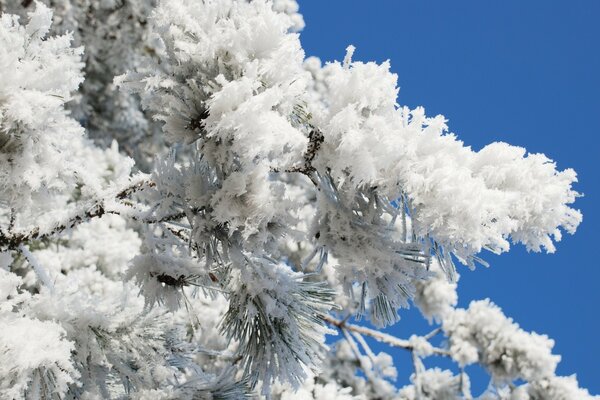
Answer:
[351, 330, 380, 374]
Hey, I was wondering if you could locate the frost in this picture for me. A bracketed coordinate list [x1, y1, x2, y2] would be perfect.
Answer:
[0, 0, 592, 398]
[221, 257, 335, 390]
[525, 375, 600, 400]
[0, 2, 85, 216]
[0, 267, 20, 302]
[399, 368, 464, 400]
[0, 315, 78, 400]
[314, 54, 581, 260]
[442, 299, 560, 382]
[272, 0, 305, 32]
[408, 335, 434, 358]
[414, 261, 458, 323]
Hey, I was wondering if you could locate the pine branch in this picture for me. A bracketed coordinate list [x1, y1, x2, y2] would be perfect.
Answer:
[115, 178, 156, 200]
[0, 203, 111, 251]
[0, 176, 204, 252]
[272, 128, 323, 186]
[0, 176, 155, 251]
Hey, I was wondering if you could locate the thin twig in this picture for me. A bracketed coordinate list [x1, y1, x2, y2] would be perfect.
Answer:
[115, 178, 155, 200]
[272, 128, 323, 187]
[412, 350, 424, 400]
[341, 328, 377, 384]
[323, 315, 450, 356]
[460, 368, 473, 399]
[351, 330, 381, 375]
[423, 327, 442, 340]
[0, 177, 186, 251]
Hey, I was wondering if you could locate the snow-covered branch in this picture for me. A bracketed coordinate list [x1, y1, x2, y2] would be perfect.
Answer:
[0, 1, 593, 399]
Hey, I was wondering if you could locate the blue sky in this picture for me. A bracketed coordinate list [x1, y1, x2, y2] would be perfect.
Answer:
[299, 1, 600, 394]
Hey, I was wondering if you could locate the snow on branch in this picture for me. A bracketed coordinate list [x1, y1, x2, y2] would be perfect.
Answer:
[0, 0, 593, 398]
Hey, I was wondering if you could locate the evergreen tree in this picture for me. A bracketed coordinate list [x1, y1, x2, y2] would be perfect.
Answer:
[0, 1, 593, 399]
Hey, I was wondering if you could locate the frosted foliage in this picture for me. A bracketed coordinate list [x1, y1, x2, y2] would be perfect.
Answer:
[272, 0, 304, 31]
[414, 261, 458, 323]
[0, 268, 24, 312]
[314, 185, 431, 327]
[0, 0, 308, 168]
[0, 0, 162, 166]
[408, 335, 434, 358]
[0, 3, 84, 213]
[314, 48, 581, 259]
[0, 4, 135, 229]
[117, 0, 310, 238]
[24, 268, 181, 397]
[127, 252, 208, 310]
[311, 340, 399, 400]
[15, 214, 140, 285]
[0, 0, 593, 399]
[525, 375, 600, 400]
[174, 294, 235, 374]
[0, 315, 78, 400]
[398, 368, 463, 400]
[221, 258, 334, 390]
[0, 268, 78, 400]
[271, 378, 361, 400]
[443, 299, 560, 382]
[120, 0, 308, 154]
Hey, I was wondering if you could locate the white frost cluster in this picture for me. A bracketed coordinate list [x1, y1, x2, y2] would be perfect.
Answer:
[312, 340, 400, 400]
[407, 267, 598, 399]
[0, 3, 84, 214]
[221, 257, 334, 390]
[414, 261, 458, 323]
[398, 368, 464, 400]
[0, 4, 135, 229]
[0, 314, 78, 399]
[0, 0, 593, 398]
[13, 214, 140, 287]
[272, 0, 305, 31]
[312, 47, 581, 259]
[523, 375, 600, 399]
[118, 0, 311, 242]
[0, 0, 163, 166]
[271, 377, 360, 400]
[0, 269, 79, 400]
[443, 299, 560, 383]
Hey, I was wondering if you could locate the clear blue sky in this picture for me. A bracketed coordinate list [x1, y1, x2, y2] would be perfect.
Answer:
[299, 1, 600, 394]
